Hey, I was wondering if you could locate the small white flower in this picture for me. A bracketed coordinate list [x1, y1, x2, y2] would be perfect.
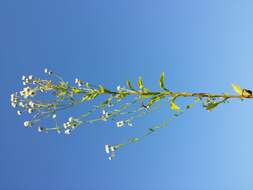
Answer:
[11, 94, 15, 99]
[38, 127, 44, 132]
[64, 129, 71, 135]
[52, 114, 57, 119]
[17, 110, 22, 115]
[117, 85, 121, 91]
[24, 121, 32, 127]
[105, 144, 110, 154]
[75, 78, 80, 84]
[63, 123, 68, 129]
[20, 91, 25, 96]
[101, 110, 109, 121]
[19, 102, 25, 107]
[108, 156, 113, 161]
[28, 101, 35, 108]
[110, 146, 115, 152]
[28, 109, 33, 114]
[44, 68, 52, 75]
[127, 122, 133, 127]
[29, 75, 33, 80]
[116, 121, 124, 128]
[68, 117, 74, 122]
[11, 102, 17, 108]
[22, 75, 26, 80]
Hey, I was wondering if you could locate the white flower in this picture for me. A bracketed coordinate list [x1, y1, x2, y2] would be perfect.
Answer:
[108, 156, 113, 161]
[105, 144, 110, 154]
[11, 102, 17, 108]
[28, 75, 33, 80]
[116, 121, 124, 128]
[20, 87, 36, 98]
[64, 129, 71, 135]
[28, 101, 35, 108]
[101, 110, 109, 121]
[75, 78, 79, 84]
[22, 75, 26, 80]
[17, 110, 22, 115]
[52, 114, 57, 119]
[11, 94, 15, 100]
[110, 146, 115, 152]
[19, 102, 25, 107]
[63, 123, 67, 128]
[28, 109, 33, 114]
[24, 121, 32, 127]
[38, 127, 44, 132]
[44, 68, 52, 75]
[127, 121, 133, 127]
[117, 85, 121, 91]
[68, 117, 74, 122]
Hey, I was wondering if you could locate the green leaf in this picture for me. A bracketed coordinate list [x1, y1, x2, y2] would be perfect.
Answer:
[99, 85, 105, 93]
[148, 128, 156, 132]
[160, 72, 167, 91]
[206, 102, 219, 112]
[231, 83, 242, 95]
[186, 103, 194, 109]
[129, 138, 140, 143]
[126, 80, 136, 91]
[102, 96, 113, 107]
[146, 94, 166, 107]
[138, 76, 144, 90]
[170, 95, 180, 111]
[137, 76, 149, 93]
[170, 101, 180, 111]
[72, 87, 82, 94]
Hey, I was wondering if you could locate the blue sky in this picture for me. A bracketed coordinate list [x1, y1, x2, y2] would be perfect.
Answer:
[1, 0, 253, 189]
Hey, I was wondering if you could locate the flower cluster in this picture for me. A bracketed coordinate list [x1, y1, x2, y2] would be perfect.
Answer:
[104, 144, 124, 160]
[21, 75, 36, 85]
[101, 110, 110, 121]
[10, 93, 18, 108]
[63, 117, 82, 135]
[12, 69, 185, 160]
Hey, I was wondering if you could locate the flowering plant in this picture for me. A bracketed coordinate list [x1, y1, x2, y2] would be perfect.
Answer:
[10, 69, 252, 160]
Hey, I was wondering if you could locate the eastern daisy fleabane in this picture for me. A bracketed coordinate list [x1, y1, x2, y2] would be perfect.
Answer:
[101, 110, 109, 121]
[44, 68, 52, 75]
[64, 129, 71, 135]
[117, 85, 121, 91]
[38, 127, 44, 132]
[116, 121, 124, 128]
[105, 144, 110, 154]
[28, 109, 33, 114]
[17, 110, 22, 115]
[24, 121, 32, 127]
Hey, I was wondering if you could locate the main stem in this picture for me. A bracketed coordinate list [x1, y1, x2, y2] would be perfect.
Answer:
[102, 89, 252, 99]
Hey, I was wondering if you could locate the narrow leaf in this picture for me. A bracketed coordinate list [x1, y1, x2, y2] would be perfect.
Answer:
[159, 72, 169, 91]
[126, 80, 136, 91]
[231, 83, 242, 95]
[170, 101, 180, 111]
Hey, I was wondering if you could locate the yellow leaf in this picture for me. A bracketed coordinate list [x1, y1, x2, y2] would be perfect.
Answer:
[170, 102, 180, 111]
[231, 83, 242, 95]
[72, 88, 82, 94]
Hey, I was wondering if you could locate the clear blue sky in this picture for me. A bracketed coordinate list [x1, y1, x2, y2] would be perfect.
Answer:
[1, 0, 253, 189]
